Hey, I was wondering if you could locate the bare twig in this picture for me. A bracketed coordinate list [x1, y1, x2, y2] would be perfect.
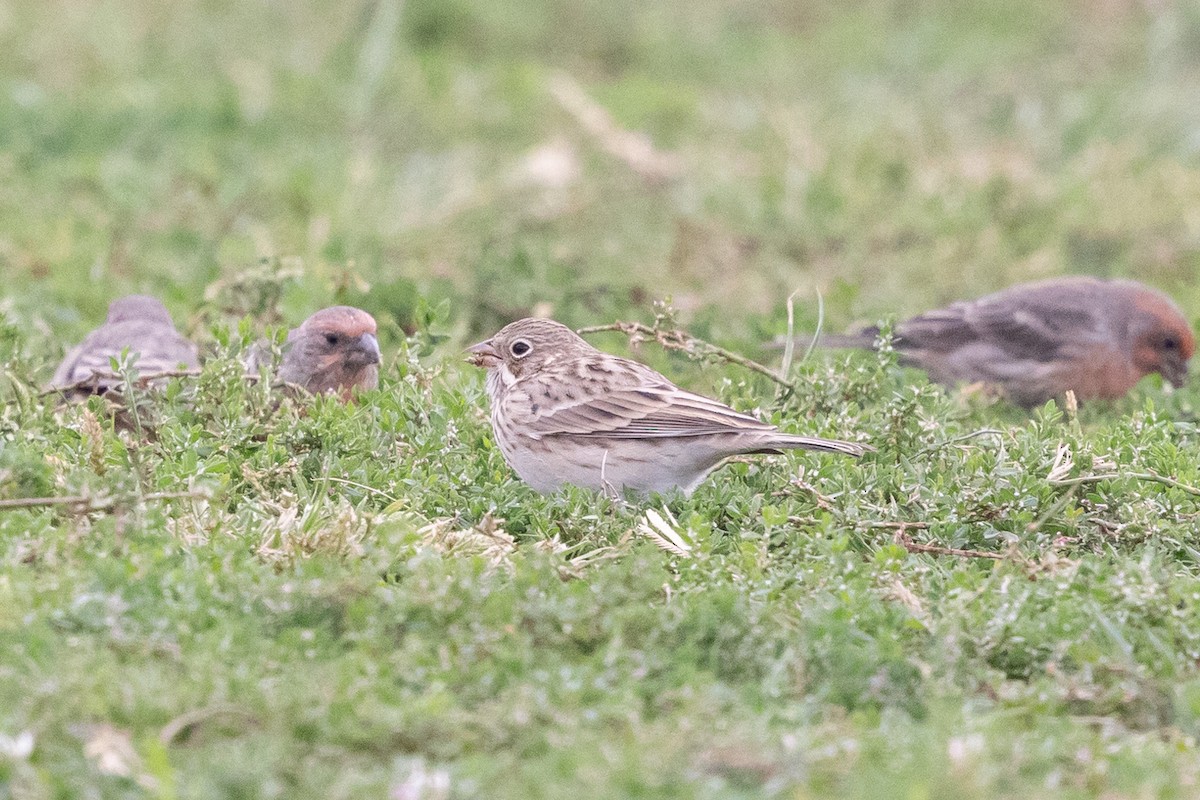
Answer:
[856, 520, 1006, 560]
[40, 369, 206, 398]
[0, 490, 210, 513]
[1049, 470, 1200, 498]
[1026, 483, 1078, 536]
[160, 705, 258, 745]
[322, 477, 398, 504]
[802, 289, 824, 366]
[892, 522, 1003, 561]
[892, 532, 1005, 560]
[917, 429, 1007, 457]
[779, 291, 798, 382]
[781, 478, 836, 510]
[577, 320, 794, 391]
[859, 521, 930, 531]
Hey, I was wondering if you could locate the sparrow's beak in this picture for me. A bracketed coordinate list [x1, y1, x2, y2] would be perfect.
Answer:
[1161, 352, 1190, 388]
[351, 333, 381, 366]
[466, 339, 500, 368]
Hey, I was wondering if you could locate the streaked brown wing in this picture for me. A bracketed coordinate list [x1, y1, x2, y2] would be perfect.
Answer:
[507, 360, 775, 439]
[899, 290, 1100, 362]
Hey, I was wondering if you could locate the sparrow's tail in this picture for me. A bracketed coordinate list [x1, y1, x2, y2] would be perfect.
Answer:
[756, 433, 874, 458]
[771, 328, 880, 350]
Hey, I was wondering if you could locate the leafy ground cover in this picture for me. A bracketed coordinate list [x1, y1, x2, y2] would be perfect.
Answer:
[3, 0, 1200, 796]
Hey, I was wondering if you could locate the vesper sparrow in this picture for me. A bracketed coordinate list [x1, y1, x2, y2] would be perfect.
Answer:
[797, 277, 1193, 407]
[51, 295, 199, 397]
[468, 318, 869, 495]
[245, 306, 381, 400]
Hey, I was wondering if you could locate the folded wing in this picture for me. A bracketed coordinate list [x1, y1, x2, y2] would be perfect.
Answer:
[509, 362, 776, 439]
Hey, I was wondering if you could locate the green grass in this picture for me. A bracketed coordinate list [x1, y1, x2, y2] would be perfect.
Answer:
[4, 0, 1200, 796]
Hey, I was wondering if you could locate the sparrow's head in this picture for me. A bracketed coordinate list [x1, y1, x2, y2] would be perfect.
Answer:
[467, 318, 593, 379]
[1128, 287, 1194, 388]
[283, 306, 381, 395]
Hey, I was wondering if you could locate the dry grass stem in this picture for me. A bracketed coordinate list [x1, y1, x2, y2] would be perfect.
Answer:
[1048, 470, 1200, 497]
[0, 490, 211, 513]
[636, 508, 693, 557]
[548, 72, 681, 185]
[577, 320, 794, 391]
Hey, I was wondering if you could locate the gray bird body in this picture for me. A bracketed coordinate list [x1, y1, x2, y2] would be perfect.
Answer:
[51, 296, 199, 394]
[818, 277, 1193, 407]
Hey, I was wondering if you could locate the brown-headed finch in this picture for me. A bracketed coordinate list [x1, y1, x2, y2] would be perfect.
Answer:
[468, 318, 869, 495]
[247, 306, 381, 400]
[51, 295, 199, 396]
[817, 277, 1194, 407]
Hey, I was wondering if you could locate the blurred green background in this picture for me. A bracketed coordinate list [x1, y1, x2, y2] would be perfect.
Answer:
[5, 0, 1200, 351]
[6, 2, 1200, 798]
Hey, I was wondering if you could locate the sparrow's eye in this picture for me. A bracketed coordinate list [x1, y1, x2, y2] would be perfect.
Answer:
[324, 333, 340, 346]
[510, 339, 532, 358]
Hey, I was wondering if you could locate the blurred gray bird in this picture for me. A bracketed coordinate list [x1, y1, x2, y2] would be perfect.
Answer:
[800, 277, 1194, 407]
[468, 317, 869, 495]
[51, 295, 199, 397]
[246, 306, 381, 400]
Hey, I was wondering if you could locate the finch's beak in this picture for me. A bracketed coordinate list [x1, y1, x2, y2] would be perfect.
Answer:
[466, 339, 500, 368]
[1162, 352, 1190, 388]
[351, 333, 381, 366]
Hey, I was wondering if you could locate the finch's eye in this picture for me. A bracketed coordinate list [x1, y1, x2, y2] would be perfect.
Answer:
[324, 333, 340, 346]
[1163, 336, 1180, 351]
[510, 339, 532, 358]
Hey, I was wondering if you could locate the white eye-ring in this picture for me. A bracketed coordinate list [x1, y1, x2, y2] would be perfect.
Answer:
[510, 338, 533, 358]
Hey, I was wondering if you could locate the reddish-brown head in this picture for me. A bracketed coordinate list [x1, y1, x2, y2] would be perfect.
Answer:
[1127, 286, 1194, 388]
[280, 306, 381, 397]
